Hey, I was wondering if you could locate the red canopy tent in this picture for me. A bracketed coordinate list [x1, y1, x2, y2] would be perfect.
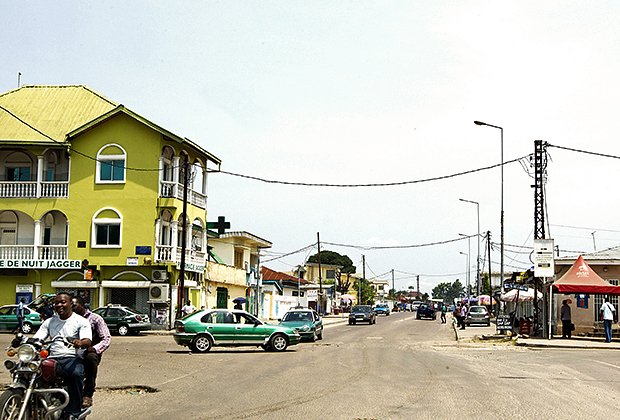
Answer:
[553, 255, 620, 294]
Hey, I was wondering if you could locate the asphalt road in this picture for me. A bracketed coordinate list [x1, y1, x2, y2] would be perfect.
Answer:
[2, 312, 620, 419]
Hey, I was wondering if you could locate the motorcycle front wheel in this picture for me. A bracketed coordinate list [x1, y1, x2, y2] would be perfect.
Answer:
[0, 388, 26, 420]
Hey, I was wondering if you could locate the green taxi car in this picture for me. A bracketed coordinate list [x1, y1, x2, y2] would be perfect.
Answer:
[0, 305, 43, 334]
[279, 308, 323, 342]
[173, 309, 301, 353]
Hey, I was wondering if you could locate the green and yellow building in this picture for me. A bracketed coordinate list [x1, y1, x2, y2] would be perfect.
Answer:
[0, 85, 220, 327]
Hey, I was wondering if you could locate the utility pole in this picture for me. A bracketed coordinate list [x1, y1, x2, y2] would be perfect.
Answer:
[533, 140, 549, 336]
[487, 231, 493, 315]
[176, 154, 189, 319]
[391, 269, 395, 298]
[317, 232, 323, 314]
[360, 255, 365, 304]
[416, 275, 420, 297]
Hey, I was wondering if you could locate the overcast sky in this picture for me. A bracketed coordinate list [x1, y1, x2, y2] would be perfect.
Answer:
[4, 1, 620, 294]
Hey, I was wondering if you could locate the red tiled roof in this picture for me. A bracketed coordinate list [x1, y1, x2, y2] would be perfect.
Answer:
[262, 266, 311, 284]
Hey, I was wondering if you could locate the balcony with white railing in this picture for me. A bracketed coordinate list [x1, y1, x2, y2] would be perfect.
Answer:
[0, 182, 37, 198]
[40, 182, 69, 198]
[158, 181, 206, 210]
[0, 245, 35, 260]
[154, 244, 206, 272]
[0, 181, 69, 199]
[0, 244, 70, 260]
[38, 245, 68, 260]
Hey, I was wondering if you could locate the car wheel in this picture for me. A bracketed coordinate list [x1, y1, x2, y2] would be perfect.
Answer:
[270, 334, 288, 352]
[310, 332, 317, 342]
[20, 322, 33, 334]
[416, 315, 420, 320]
[348, 320, 353, 325]
[316, 330, 323, 340]
[117, 324, 130, 336]
[191, 335, 213, 353]
[386, 313, 390, 316]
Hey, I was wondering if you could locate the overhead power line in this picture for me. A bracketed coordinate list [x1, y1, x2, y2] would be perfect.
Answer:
[323, 234, 479, 251]
[213, 155, 531, 188]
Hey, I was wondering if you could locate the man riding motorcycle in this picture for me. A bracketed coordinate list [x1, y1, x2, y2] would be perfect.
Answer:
[32, 293, 92, 419]
[71, 296, 110, 408]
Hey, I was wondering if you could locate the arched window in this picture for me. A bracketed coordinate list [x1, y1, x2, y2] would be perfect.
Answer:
[96, 144, 126, 183]
[92, 208, 122, 248]
[5, 152, 33, 181]
[161, 146, 175, 182]
[192, 161, 204, 194]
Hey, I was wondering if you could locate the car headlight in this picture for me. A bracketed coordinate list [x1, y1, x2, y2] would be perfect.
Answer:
[17, 345, 36, 363]
[301, 325, 310, 332]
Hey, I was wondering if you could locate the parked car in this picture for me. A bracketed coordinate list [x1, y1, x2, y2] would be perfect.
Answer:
[0, 304, 43, 333]
[348, 305, 376, 325]
[174, 309, 301, 353]
[416, 303, 436, 320]
[92, 304, 152, 336]
[466, 305, 491, 326]
[373, 303, 391, 316]
[279, 308, 323, 341]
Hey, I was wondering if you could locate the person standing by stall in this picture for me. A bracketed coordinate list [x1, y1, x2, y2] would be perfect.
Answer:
[600, 297, 616, 343]
[560, 300, 572, 339]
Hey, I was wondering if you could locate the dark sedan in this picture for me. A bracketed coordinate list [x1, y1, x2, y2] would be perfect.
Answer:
[416, 303, 436, 320]
[348, 305, 376, 325]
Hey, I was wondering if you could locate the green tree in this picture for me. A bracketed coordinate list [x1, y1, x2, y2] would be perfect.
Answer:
[432, 280, 465, 303]
[307, 251, 356, 274]
[353, 277, 375, 304]
[307, 250, 356, 294]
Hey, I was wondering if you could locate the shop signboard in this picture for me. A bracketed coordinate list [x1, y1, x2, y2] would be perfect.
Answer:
[534, 239, 555, 277]
[0, 259, 81, 269]
[496, 314, 512, 331]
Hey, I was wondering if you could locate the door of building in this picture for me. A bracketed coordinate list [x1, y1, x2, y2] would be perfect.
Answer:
[216, 287, 228, 309]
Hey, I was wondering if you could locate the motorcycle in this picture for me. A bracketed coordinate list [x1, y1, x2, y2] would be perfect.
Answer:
[0, 333, 91, 420]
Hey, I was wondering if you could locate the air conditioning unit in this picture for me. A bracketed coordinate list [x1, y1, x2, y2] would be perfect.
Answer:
[151, 269, 168, 282]
[149, 284, 170, 303]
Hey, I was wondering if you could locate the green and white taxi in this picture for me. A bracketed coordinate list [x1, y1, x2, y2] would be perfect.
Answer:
[173, 309, 301, 353]
[279, 308, 323, 342]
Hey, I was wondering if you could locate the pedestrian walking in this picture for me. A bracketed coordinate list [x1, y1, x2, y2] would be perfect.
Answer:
[600, 297, 616, 343]
[459, 303, 468, 330]
[453, 303, 461, 327]
[440, 303, 447, 324]
[560, 300, 572, 339]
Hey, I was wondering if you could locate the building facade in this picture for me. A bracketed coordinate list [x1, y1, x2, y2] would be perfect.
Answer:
[0, 85, 220, 328]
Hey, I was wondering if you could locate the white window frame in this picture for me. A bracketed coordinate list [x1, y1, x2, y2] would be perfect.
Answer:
[92, 208, 122, 248]
[96, 144, 126, 184]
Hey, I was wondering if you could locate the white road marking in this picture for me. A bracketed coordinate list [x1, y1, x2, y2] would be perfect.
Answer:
[592, 360, 620, 370]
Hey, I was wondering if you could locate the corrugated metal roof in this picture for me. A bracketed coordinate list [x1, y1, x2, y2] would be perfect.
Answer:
[0, 106, 50, 143]
[0, 85, 117, 142]
[556, 246, 620, 264]
[0, 85, 221, 164]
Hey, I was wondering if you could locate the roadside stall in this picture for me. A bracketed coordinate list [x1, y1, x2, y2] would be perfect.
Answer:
[550, 255, 620, 338]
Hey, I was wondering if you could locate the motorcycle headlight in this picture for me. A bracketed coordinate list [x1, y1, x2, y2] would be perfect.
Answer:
[17, 345, 36, 363]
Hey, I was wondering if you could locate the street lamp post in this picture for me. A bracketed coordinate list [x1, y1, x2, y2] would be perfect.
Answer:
[459, 251, 470, 302]
[474, 120, 504, 295]
[459, 198, 480, 296]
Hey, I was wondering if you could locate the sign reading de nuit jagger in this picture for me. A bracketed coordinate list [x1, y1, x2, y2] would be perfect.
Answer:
[0, 260, 82, 269]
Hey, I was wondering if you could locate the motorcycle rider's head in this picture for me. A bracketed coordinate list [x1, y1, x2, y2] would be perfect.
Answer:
[54, 293, 74, 320]
[72, 295, 86, 316]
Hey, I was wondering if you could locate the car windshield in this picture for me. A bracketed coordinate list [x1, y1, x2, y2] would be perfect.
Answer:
[282, 311, 313, 322]
[352, 305, 371, 313]
[376, 304, 387, 308]
[469, 307, 487, 313]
